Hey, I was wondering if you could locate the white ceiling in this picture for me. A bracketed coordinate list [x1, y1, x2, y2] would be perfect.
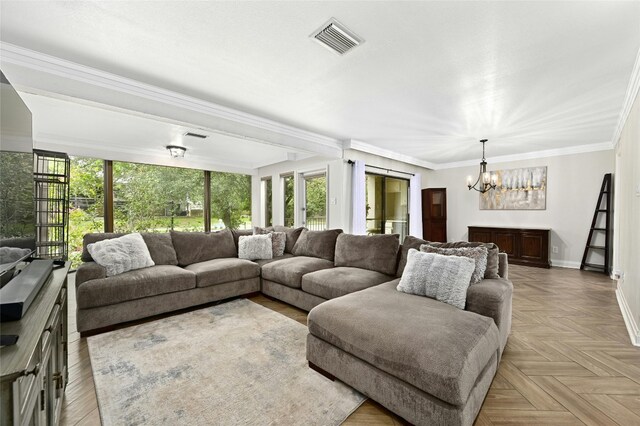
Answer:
[1, 1, 639, 165]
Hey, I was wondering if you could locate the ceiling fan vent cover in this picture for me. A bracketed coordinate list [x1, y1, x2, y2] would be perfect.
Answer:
[311, 19, 362, 55]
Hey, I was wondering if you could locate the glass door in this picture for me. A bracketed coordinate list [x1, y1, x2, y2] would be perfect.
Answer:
[365, 173, 409, 240]
[302, 172, 327, 230]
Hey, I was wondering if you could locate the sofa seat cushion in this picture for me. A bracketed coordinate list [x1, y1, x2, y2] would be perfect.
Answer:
[307, 280, 500, 406]
[185, 258, 260, 288]
[76, 265, 196, 309]
[253, 253, 294, 268]
[261, 256, 334, 289]
[302, 267, 394, 300]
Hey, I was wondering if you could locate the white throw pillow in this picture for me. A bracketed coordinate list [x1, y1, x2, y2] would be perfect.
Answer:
[420, 245, 488, 284]
[87, 233, 155, 277]
[238, 234, 273, 260]
[397, 249, 475, 309]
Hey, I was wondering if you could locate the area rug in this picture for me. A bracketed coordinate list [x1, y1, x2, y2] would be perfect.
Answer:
[87, 299, 365, 425]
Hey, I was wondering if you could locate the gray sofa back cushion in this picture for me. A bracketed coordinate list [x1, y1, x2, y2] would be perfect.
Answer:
[170, 229, 237, 266]
[335, 234, 399, 276]
[272, 226, 305, 254]
[292, 229, 343, 261]
[82, 232, 178, 266]
[397, 235, 427, 277]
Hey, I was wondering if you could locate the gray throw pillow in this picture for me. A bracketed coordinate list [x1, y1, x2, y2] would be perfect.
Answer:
[420, 245, 488, 284]
[272, 226, 305, 254]
[397, 249, 475, 309]
[424, 241, 500, 279]
[271, 232, 286, 257]
[238, 234, 273, 260]
[87, 233, 155, 277]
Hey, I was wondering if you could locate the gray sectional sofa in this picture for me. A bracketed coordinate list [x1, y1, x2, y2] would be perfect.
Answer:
[75, 227, 513, 426]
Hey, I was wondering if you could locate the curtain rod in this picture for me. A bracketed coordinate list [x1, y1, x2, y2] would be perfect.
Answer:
[347, 159, 415, 177]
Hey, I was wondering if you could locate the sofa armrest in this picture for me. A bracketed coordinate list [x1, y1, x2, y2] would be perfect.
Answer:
[498, 252, 508, 279]
[76, 261, 107, 288]
[466, 278, 513, 354]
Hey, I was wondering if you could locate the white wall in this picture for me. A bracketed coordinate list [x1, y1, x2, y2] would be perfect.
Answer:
[613, 88, 640, 346]
[426, 150, 614, 268]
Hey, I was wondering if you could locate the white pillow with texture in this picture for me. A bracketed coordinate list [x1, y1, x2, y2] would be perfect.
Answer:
[238, 234, 273, 260]
[397, 249, 475, 309]
[87, 233, 155, 277]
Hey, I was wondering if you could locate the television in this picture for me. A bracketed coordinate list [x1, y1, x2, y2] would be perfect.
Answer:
[0, 70, 35, 285]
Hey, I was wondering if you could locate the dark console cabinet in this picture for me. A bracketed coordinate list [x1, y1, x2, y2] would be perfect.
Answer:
[468, 226, 551, 268]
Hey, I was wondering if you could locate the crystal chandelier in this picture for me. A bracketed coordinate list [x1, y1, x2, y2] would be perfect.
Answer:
[466, 139, 497, 193]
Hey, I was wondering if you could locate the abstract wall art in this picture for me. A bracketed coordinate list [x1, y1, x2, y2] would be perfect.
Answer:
[480, 166, 547, 210]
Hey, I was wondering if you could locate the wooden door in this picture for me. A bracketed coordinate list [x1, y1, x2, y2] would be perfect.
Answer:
[422, 188, 447, 242]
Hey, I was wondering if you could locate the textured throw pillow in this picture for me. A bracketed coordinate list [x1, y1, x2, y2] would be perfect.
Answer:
[424, 241, 500, 279]
[420, 245, 488, 284]
[252, 226, 273, 235]
[397, 249, 475, 309]
[271, 231, 286, 257]
[291, 229, 343, 261]
[396, 235, 427, 277]
[238, 234, 273, 260]
[86, 233, 155, 277]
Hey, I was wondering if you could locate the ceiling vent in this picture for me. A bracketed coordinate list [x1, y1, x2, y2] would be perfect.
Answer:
[311, 18, 362, 55]
[184, 132, 208, 139]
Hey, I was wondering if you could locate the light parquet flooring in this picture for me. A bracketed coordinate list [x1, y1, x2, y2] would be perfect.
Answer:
[61, 265, 640, 426]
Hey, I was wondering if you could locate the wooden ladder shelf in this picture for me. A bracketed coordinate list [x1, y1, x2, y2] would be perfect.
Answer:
[580, 173, 612, 274]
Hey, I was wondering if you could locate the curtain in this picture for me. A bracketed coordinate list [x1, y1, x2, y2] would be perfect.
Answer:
[351, 160, 367, 234]
[409, 173, 423, 238]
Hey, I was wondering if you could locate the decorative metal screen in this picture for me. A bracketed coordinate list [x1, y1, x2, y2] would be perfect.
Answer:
[34, 150, 70, 260]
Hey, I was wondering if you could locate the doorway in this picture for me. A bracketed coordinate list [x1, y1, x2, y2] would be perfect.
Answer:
[365, 173, 409, 240]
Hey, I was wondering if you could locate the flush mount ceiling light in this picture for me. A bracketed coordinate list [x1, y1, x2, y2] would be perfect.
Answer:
[166, 145, 187, 158]
[466, 139, 497, 193]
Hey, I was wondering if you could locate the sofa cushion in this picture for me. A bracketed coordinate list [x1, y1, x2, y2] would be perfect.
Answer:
[82, 232, 178, 266]
[292, 229, 343, 261]
[334, 234, 399, 275]
[272, 226, 305, 254]
[307, 280, 500, 406]
[75, 261, 107, 287]
[261, 256, 334, 289]
[184, 258, 260, 288]
[76, 265, 196, 309]
[302, 267, 394, 300]
[170, 229, 237, 266]
[253, 253, 294, 268]
[230, 229, 253, 250]
[424, 241, 500, 279]
[396, 235, 427, 277]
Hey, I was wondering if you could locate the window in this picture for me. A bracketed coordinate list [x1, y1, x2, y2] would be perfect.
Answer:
[302, 173, 327, 230]
[113, 162, 204, 233]
[69, 156, 104, 267]
[261, 177, 273, 227]
[282, 174, 295, 227]
[210, 171, 252, 230]
[366, 173, 409, 240]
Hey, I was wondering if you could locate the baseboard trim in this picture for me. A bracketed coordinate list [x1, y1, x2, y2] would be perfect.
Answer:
[550, 260, 581, 269]
[616, 287, 640, 347]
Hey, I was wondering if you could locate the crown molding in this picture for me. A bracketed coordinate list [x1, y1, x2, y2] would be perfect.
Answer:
[434, 141, 614, 170]
[344, 140, 437, 170]
[612, 45, 640, 148]
[0, 42, 343, 153]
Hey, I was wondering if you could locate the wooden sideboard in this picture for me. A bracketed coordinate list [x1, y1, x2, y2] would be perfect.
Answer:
[1, 262, 70, 426]
[468, 226, 551, 269]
